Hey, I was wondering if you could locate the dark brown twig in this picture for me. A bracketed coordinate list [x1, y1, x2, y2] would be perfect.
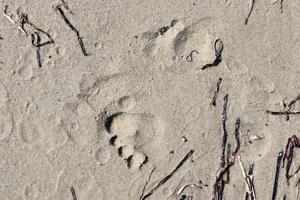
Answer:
[186, 50, 199, 63]
[282, 135, 300, 185]
[272, 151, 283, 200]
[202, 39, 223, 70]
[267, 95, 300, 121]
[220, 94, 229, 168]
[139, 167, 156, 200]
[60, 0, 73, 14]
[233, 118, 241, 156]
[31, 32, 42, 68]
[56, 6, 90, 56]
[211, 78, 222, 106]
[31, 30, 53, 68]
[141, 150, 194, 200]
[280, 0, 284, 13]
[70, 186, 77, 200]
[245, 0, 255, 25]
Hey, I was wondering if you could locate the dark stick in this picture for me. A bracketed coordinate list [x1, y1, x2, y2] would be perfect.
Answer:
[211, 78, 223, 106]
[31, 32, 42, 68]
[272, 151, 283, 200]
[139, 167, 156, 200]
[283, 194, 287, 200]
[282, 135, 300, 185]
[202, 39, 223, 70]
[233, 118, 241, 155]
[141, 150, 194, 200]
[267, 110, 300, 115]
[56, 6, 90, 56]
[245, 0, 255, 25]
[280, 0, 284, 13]
[70, 186, 77, 200]
[245, 163, 256, 200]
[221, 94, 229, 168]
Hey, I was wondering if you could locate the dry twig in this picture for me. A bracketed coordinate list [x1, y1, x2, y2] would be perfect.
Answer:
[141, 150, 194, 200]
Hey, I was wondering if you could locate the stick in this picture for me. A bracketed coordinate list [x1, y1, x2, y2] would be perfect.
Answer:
[272, 151, 283, 200]
[238, 157, 256, 200]
[233, 118, 241, 155]
[221, 94, 229, 168]
[245, 0, 255, 25]
[56, 6, 90, 56]
[282, 135, 300, 185]
[60, 0, 73, 14]
[210, 78, 222, 106]
[3, 5, 27, 35]
[139, 167, 156, 200]
[70, 186, 77, 200]
[31, 32, 42, 68]
[280, 0, 284, 13]
[141, 150, 194, 200]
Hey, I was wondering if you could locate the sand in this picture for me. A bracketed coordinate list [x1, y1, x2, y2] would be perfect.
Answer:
[0, 0, 299, 199]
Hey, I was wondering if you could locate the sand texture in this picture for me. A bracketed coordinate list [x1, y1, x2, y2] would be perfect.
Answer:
[0, 0, 299, 199]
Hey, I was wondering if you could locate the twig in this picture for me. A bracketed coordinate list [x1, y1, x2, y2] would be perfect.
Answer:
[202, 39, 223, 70]
[233, 118, 241, 156]
[25, 19, 54, 44]
[31, 32, 42, 68]
[70, 186, 77, 200]
[267, 95, 300, 121]
[210, 78, 222, 106]
[31, 29, 54, 68]
[3, 5, 27, 35]
[60, 0, 73, 14]
[238, 157, 256, 200]
[56, 6, 90, 56]
[280, 0, 284, 13]
[245, 0, 255, 25]
[221, 94, 229, 168]
[139, 167, 156, 200]
[186, 50, 199, 63]
[272, 151, 283, 200]
[282, 135, 300, 185]
[141, 150, 194, 200]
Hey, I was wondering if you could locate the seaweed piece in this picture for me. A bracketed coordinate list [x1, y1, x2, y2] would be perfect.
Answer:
[202, 39, 223, 70]
[211, 78, 223, 106]
[212, 95, 241, 200]
[186, 50, 199, 63]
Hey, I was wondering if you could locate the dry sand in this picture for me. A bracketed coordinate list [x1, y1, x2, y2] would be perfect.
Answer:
[0, 0, 299, 199]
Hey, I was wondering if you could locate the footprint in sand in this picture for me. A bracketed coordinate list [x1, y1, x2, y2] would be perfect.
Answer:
[141, 17, 219, 68]
[101, 112, 161, 169]
[17, 117, 41, 145]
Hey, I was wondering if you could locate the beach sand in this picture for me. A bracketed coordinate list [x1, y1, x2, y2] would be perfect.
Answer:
[0, 0, 299, 199]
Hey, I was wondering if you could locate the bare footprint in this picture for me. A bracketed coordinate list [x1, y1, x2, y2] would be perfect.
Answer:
[103, 112, 162, 169]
